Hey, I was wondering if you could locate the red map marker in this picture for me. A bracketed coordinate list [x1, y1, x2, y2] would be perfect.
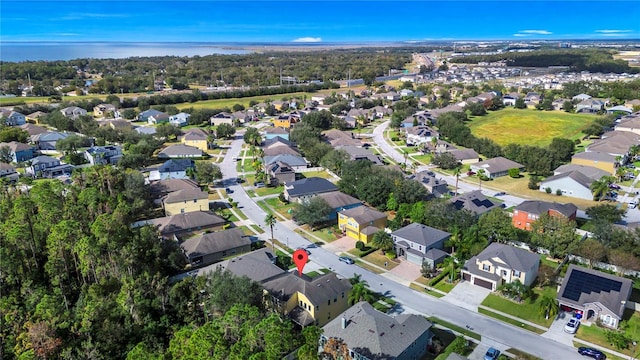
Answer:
[293, 249, 308, 275]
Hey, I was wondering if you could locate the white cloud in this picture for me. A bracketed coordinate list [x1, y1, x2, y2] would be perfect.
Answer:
[292, 37, 322, 43]
[595, 29, 632, 34]
[518, 30, 553, 35]
[513, 33, 528, 37]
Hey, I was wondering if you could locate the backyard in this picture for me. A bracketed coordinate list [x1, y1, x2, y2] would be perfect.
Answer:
[467, 108, 596, 147]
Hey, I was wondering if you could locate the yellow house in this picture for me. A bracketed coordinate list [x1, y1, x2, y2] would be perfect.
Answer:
[338, 206, 387, 244]
[263, 272, 352, 327]
[273, 114, 300, 129]
[181, 128, 209, 152]
[571, 152, 617, 175]
[163, 188, 209, 216]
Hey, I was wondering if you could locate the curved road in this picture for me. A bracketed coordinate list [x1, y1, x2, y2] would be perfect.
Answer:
[219, 131, 584, 360]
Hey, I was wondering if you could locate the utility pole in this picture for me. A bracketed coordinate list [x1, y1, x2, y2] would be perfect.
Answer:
[280, 68, 283, 86]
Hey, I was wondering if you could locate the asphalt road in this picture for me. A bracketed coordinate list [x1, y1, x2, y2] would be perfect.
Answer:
[217, 131, 584, 360]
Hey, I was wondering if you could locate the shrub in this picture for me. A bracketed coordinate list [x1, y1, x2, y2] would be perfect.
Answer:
[391, 137, 399, 142]
[278, 192, 288, 204]
[385, 251, 396, 259]
[429, 268, 450, 286]
[545, 187, 552, 194]
[528, 175, 540, 190]
[605, 330, 631, 350]
[556, 189, 562, 196]
[508, 168, 520, 178]
[355, 241, 365, 250]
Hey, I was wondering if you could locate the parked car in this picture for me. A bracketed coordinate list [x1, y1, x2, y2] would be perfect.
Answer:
[494, 192, 506, 196]
[609, 184, 621, 190]
[236, 177, 244, 183]
[467, 171, 476, 176]
[339, 256, 355, 264]
[564, 318, 580, 334]
[296, 247, 311, 255]
[225, 188, 234, 194]
[254, 182, 265, 188]
[578, 347, 605, 359]
[483, 347, 500, 360]
[630, 201, 637, 209]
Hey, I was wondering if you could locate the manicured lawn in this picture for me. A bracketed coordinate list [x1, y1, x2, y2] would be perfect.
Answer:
[249, 224, 264, 234]
[254, 185, 284, 197]
[467, 108, 595, 147]
[264, 197, 294, 219]
[298, 225, 341, 243]
[480, 286, 557, 328]
[576, 310, 640, 357]
[412, 154, 432, 165]
[410, 283, 445, 298]
[175, 91, 324, 110]
[477, 308, 546, 334]
[427, 317, 481, 341]
[434, 280, 456, 293]
[297, 170, 336, 181]
[362, 251, 399, 270]
[354, 259, 384, 274]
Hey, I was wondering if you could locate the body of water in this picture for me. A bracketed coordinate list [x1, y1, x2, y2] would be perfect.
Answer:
[0, 42, 252, 62]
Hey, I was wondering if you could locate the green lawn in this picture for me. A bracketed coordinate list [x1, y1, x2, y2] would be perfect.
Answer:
[264, 197, 294, 219]
[412, 154, 432, 165]
[478, 308, 546, 334]
[427, 317, 481, 341]
[480, 286, 557, 328]
[576, 310, 640, 357]
[467, 108, 595, 147]
[297, 170, 336, 181]
[410, 283, 445, 298]
[254, 185, 284, 197]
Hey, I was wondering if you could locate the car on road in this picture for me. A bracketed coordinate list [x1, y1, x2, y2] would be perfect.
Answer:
[564, 317, 580, 334]
[578, 347, 605, 359]
[296, 247, 311, 255]
[494, 192, 506, 196]
[236, 177, 244, 183]
[232, 157, 238, 161]
[483, 347, 500, 360]
[225, 188, 233, 194]
[630, 202, 637, 209]
[339, 256, 355, 264]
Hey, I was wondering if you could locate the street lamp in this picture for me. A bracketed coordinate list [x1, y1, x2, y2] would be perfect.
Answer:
[631, 341, 637, 360]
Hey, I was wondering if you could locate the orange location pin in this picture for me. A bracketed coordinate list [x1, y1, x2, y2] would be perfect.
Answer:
[293, 249, 308, 275]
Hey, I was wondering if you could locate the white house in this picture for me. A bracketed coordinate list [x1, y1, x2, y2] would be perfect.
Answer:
[169, 112, 191, 127]
[539, 171, 594, 200]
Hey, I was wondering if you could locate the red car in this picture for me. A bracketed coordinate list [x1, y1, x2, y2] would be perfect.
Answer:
[467, 171, 476, 176]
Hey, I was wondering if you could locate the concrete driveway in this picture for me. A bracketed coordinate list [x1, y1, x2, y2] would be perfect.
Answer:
[443, 281, 491, 311]
[389, 259, 422, 281]
[541, 312, 578, 346]
[326, 236, 355, 254]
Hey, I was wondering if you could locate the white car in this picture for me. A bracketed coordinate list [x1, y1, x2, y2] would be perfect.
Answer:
[564, 318, 580, 334]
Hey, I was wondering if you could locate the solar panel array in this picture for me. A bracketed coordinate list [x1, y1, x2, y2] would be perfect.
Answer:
[562, 268, 622, 302]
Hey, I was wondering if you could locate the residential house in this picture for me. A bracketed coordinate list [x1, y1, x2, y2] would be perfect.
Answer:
[208, 248, 285, 284]
[264, 154, 308, 172]
[26, 111, 48, 124]
[84, 145, 123, 165]
[576, 99, 605, 114]
[163, 188, 209, 216]
[316, 191, 363, 221]
[502, 93, 520, 106]
[181, 128, 209, 152]
[179, 228, 251, 267]
[264, 127, 289, 141]
[149, 178, 200, 198]
[512, 201, 578, 231]
[524, 92, 541, 106]
[553, 164, 610, 180]
[392, 222, 450, 267]
[470, 157, 525, 179]
[20, 123, 48, 141]
[210, 112, 234, 126]
[60, 106, 87, 119]
[461, 243, 540, 291]
[448, 148, 481, 165]
[335, 145, 383, 165]
[266, 161, 296, 186]
[0, 141, 37, 162]
[323, 129, 361, 147]
[450, 190, 502, 216]
[264, 136, 294, 149]
[31, 131, 69, 151]
[372, 106, 392, 119]
[273, 113, 300, 129]
[132, 211, 225, 239]
[557, 265, 632, 329]
[93, 103, 117, 117]
[573, 93, 592, 102]
[338, 206, 387, 243]
[539, 171, 594, 200]
[624, 99, 640, 109]
[570, 151, 617, 175]
[25, 155, 74, 178]
[1, 109, 26, 126]
[103, 119, 132, 131]
[320, 301, 433, 360]
[408, 170, 449, 198]
[134, 126, 157, 135]
[606, 105, 634, 115]
[0, 163, 19, 182]
[614, 116, 640, 135]
[157, 144, 203, 159]
[552, 98, 570, 111]
[405, 125, 439, 146]
[263, 272, 352, 327]
[264, 144, 301, 157]
[169, 112, 191, 127]
[284, 177, 338, 202]
[149, 159, 195, 181]
[138, 109, 168, 123]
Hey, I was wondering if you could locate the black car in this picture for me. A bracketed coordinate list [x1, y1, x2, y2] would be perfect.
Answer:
[339, 256, 355, 264]
[578, 347, 605, 360]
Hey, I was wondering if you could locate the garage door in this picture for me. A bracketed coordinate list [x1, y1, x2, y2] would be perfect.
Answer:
[473, 277, 493, 290]
[407, 252, 423, 265]
[462, 273, 471, 282]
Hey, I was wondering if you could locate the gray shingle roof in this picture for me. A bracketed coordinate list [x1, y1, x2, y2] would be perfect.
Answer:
[472, 156, 524, 174]
[263, 272, 352, 306]
[149, 178, 200, 196]
[158, 144, 202, 158]
[553, 164, 610, 180]
[285, 177, 337, 197]
[391, 222, 450, 248]
[541, 170, 594, 189]
[180, 228, 250, 258]
[322, 301, 432, 359]
[450, 190, 500, 215]
[207, 248, 285, 283]
[316, 191, 362, 209]
[158, 159, 195, 173]
[264, 154, 307, 167]
[136, 211, 225, 235]
[572, 151, 618, 163]
[164, 188, 208, 204]
[514, 200, 577, 218]
[475, 243, 539, 272]
[339, 206, 387, 225]
[335, 145, 383, 165]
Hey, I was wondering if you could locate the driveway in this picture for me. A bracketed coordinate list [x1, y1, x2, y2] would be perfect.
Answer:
[443, 281, 491, 311]
[326, 236, 355, 254]
[389, 259, 422, 281]
[541, 312, 578, 346]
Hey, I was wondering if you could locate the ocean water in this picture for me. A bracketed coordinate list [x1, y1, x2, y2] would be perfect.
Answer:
[0, 42, 252, 62]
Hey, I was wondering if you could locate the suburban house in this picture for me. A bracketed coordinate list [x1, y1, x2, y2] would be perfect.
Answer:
[405, 125, 439, 146]
[323, 129, 361, 147]
[26, 111, 48, 124]
[262, 272, 352, 327]
[169, 112, 191, 127]
[315, 191, 363, 221]
[553, 164, 610, 179]
[0, 141, 37, 162]
[181, 128, 209, 152]
[570, 151, 617, 175]
[461, 243, 540, 291]
[392, 222, 450, 267]
[264, 127, 289, 141]
[0, 109, 26, 126]
[84, 145, 123, 165]
[103, 119, 132, 131]
[266, 161, 296, 186]
[132, 211, 225, 239]
[539, 171, 594, 200]
[149, 178, 200, 198]
[502, 93, 520, 106]
[93, 103, 117, 117]
[338, 206, 388, 243]
[450, 190, 502, 216]
[31, 131, 69, 151]
[179, 228, 251, 267]
[264, 154, 308, 171]
[0, 163, 19, 182]
[273, 114, 300, 129]
[163, 188, 209, 216]
[557, 265, 632, 329]
[20, 123, 48, 138]
[210, 248, 285, 284]
[512, 201, 578, 231]
[157, 144, 203, 159]
[210, 112, 234, 126]
[284, 177, 338, 202]
[470, 157, 525, 179]
[25, 155, 74, 178]
[576, 99, 605, 113]
[138, 109, 169, 124]
[615, 116, 640, 135]
[60, 106, 87, 119]
[149, 159, 195, 181]
[320, 301, 433, 360]
[448, 148, 481, 165]
[409, 170, 449, 198]
[335, 145, 384, 165]
[573, 93, 592, 102]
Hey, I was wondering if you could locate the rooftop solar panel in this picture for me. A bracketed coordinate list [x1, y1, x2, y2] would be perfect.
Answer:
[562, 268, 623, 302]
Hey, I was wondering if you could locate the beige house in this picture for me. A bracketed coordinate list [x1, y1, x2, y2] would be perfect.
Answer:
[163, 188, 209, 216]
[461, 243, 539, 291]
[181, 128, 209, 152]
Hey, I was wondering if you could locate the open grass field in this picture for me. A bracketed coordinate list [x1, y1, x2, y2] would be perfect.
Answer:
[467, 108, 596, 147]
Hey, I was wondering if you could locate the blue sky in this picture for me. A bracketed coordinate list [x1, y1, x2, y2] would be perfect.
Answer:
[2, 1, 639, 42]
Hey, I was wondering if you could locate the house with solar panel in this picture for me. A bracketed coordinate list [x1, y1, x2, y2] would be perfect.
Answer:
[557, 265, 632, 329]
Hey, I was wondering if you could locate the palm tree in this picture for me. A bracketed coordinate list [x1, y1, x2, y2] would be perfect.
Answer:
[477, 169, 486, 190]
[441, 255, 457, 283]
[591, 176, 614, 201]
[371, 230, 394, 255]
[453, 166, 462, 196]
[349, 273, 362, 285]
[538, 295, 559, 320]
[264, 213, 276, 251]
[348, 282, 374, 305]
[615, 166, 626, 182]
